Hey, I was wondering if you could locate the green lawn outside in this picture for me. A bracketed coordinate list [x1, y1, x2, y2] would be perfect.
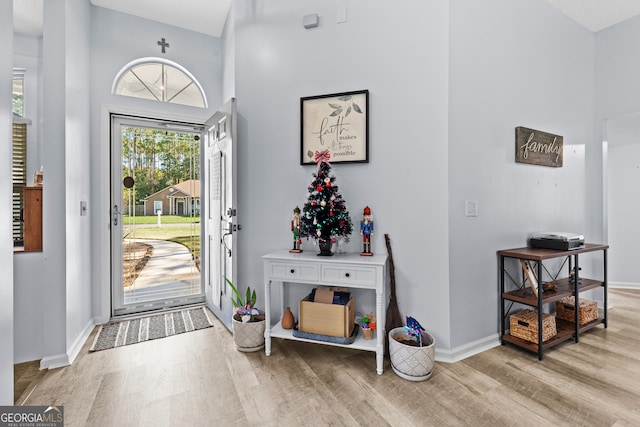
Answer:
[123, 215, 200, 225]
[124, 225, 201, 255]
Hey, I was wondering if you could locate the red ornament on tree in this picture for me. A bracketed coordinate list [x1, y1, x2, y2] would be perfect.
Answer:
[316, 186, 323, 192]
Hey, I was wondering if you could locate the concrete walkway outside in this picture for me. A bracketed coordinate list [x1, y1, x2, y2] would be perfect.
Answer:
[124, 239, 200, 304]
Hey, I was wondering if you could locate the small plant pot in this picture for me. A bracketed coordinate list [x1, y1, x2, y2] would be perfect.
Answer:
[388, 327, 435, 381]
[232, 316, 266, 352]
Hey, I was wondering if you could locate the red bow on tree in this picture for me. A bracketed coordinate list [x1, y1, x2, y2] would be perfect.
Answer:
[314, 149, 331, 165]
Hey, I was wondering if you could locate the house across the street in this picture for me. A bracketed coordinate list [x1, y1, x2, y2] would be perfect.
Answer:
[142, 179, 200, 216]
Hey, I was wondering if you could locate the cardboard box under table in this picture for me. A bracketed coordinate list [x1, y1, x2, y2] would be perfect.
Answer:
[510, 309, 557, 343]
[299, 288, 355, 338]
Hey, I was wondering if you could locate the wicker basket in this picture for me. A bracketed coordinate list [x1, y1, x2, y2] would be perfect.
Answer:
[556, 297, 598, 326]
[510, 309, 557, 343]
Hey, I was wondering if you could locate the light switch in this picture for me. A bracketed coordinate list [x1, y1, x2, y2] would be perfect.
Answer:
[80, 200, 88, 216]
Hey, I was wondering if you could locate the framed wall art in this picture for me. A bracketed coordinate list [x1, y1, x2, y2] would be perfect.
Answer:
[515, 126, 563, 168]
[300, 90, 369, 165]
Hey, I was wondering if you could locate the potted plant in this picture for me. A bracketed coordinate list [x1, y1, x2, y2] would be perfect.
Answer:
[226, 278, 266, 352]
[360, 314, 376, 340]
[388, 316, 435, 381]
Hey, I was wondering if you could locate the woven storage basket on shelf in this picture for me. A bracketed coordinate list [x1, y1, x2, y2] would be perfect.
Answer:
[555, 296, 598, 326]
[510, 309, 557, 343]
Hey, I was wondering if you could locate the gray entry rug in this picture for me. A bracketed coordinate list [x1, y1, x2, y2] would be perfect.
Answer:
[90, 307, 213, 352]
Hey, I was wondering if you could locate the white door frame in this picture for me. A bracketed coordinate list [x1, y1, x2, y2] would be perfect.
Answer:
[203, 98, 238, 332]
[96, 105, 211, 324]
[109, 114, 205, 317]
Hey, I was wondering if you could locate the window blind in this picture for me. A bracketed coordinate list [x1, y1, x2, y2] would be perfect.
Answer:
[12, 123, 27, 242]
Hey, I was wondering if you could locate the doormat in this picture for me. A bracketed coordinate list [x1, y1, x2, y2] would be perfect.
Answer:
[89, 307, 213, 352]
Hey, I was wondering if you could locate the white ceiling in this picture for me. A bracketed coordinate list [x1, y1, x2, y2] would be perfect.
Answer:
[12, 0, 232, 38]
[544, 0, 640, 32]
[11, 1, 640, 37]
[89, 0, 232, 38]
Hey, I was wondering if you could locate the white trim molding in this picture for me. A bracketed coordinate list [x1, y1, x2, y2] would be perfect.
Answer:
[40, 319, 95, 370]
[609, 281, 640, 290]
[435, 334, 501, 364]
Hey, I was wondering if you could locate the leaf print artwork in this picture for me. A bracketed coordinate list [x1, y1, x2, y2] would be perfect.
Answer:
[301, 90, 368, 164]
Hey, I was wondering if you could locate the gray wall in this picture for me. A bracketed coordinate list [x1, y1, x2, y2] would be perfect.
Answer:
[89, 7, 224, 322]
[12, 24, 45, 367]
[605, 115, 640, 285]
[231, 0, 604, 357]
[596, 15, 640, 288]
[12, 2, 225, 364]
[0, 0, 14, 405]
[37, 0, 94, 368]
[448, 0, 595, 348]
[6, 0, 636, 385]
[13, 34, 42, 182]
[233, 0, 452, 348]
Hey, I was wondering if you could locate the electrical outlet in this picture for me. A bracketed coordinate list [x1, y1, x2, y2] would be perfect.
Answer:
[465, 200, 478, 217]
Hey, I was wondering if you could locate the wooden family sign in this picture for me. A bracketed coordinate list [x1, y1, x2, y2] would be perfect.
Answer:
[515, 126, 563, 168]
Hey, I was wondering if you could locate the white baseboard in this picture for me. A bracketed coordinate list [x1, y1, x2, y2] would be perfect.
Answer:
[40, 319, 96, 370]
[93, 314, 110, 325]
[434, 333, 501, 363]
[67, 319, 96, 365]
[39, 354, 69, 370]
[436, 286, 638, 363]
[609, 281, 640, 290]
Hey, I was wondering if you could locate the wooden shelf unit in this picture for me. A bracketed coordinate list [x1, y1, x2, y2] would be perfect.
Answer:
[498, 243, 608, 360]
[23, 186, 43, 252]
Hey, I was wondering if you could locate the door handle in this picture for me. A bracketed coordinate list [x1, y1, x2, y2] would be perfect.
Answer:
[226, 222, 243, 232]
[113, 204, 122, 226]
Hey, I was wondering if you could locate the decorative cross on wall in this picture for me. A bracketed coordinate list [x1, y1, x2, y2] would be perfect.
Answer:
[157, 38, 170, 53]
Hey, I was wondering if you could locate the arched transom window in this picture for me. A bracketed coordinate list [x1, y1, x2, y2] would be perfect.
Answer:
[112, 58, 208, 108]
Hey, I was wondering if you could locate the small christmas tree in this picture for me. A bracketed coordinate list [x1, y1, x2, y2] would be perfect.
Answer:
[300, 150, 353, 256]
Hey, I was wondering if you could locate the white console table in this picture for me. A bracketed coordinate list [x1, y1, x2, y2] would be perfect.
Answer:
[263, 250, 388, 375]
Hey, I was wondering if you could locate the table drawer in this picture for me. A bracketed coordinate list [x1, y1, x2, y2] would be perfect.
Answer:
[321, 265, 377, 288]
[268, 262, 319, 282]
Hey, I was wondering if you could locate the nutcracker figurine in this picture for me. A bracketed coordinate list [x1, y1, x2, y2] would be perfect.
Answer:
[360, 206, 374, 256]
[290, 206, 303, 253]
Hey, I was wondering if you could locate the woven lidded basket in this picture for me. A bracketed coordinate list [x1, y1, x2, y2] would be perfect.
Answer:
[555, 296, 598, 326]
[510, 309, 557, 343]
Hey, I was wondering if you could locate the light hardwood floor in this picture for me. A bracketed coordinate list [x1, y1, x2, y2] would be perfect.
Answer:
[15, 289, 640, 426]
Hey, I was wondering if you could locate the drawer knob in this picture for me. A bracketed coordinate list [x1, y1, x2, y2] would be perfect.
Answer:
[290, 269, 295, 274]
[345, 272, 350, 278]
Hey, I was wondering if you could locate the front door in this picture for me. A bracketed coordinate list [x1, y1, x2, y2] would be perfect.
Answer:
[203, 98, 238, 330]
[110, 115, 204, 316]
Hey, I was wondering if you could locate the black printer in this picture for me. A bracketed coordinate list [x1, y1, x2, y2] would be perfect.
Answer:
[529, 232, 584, 250]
